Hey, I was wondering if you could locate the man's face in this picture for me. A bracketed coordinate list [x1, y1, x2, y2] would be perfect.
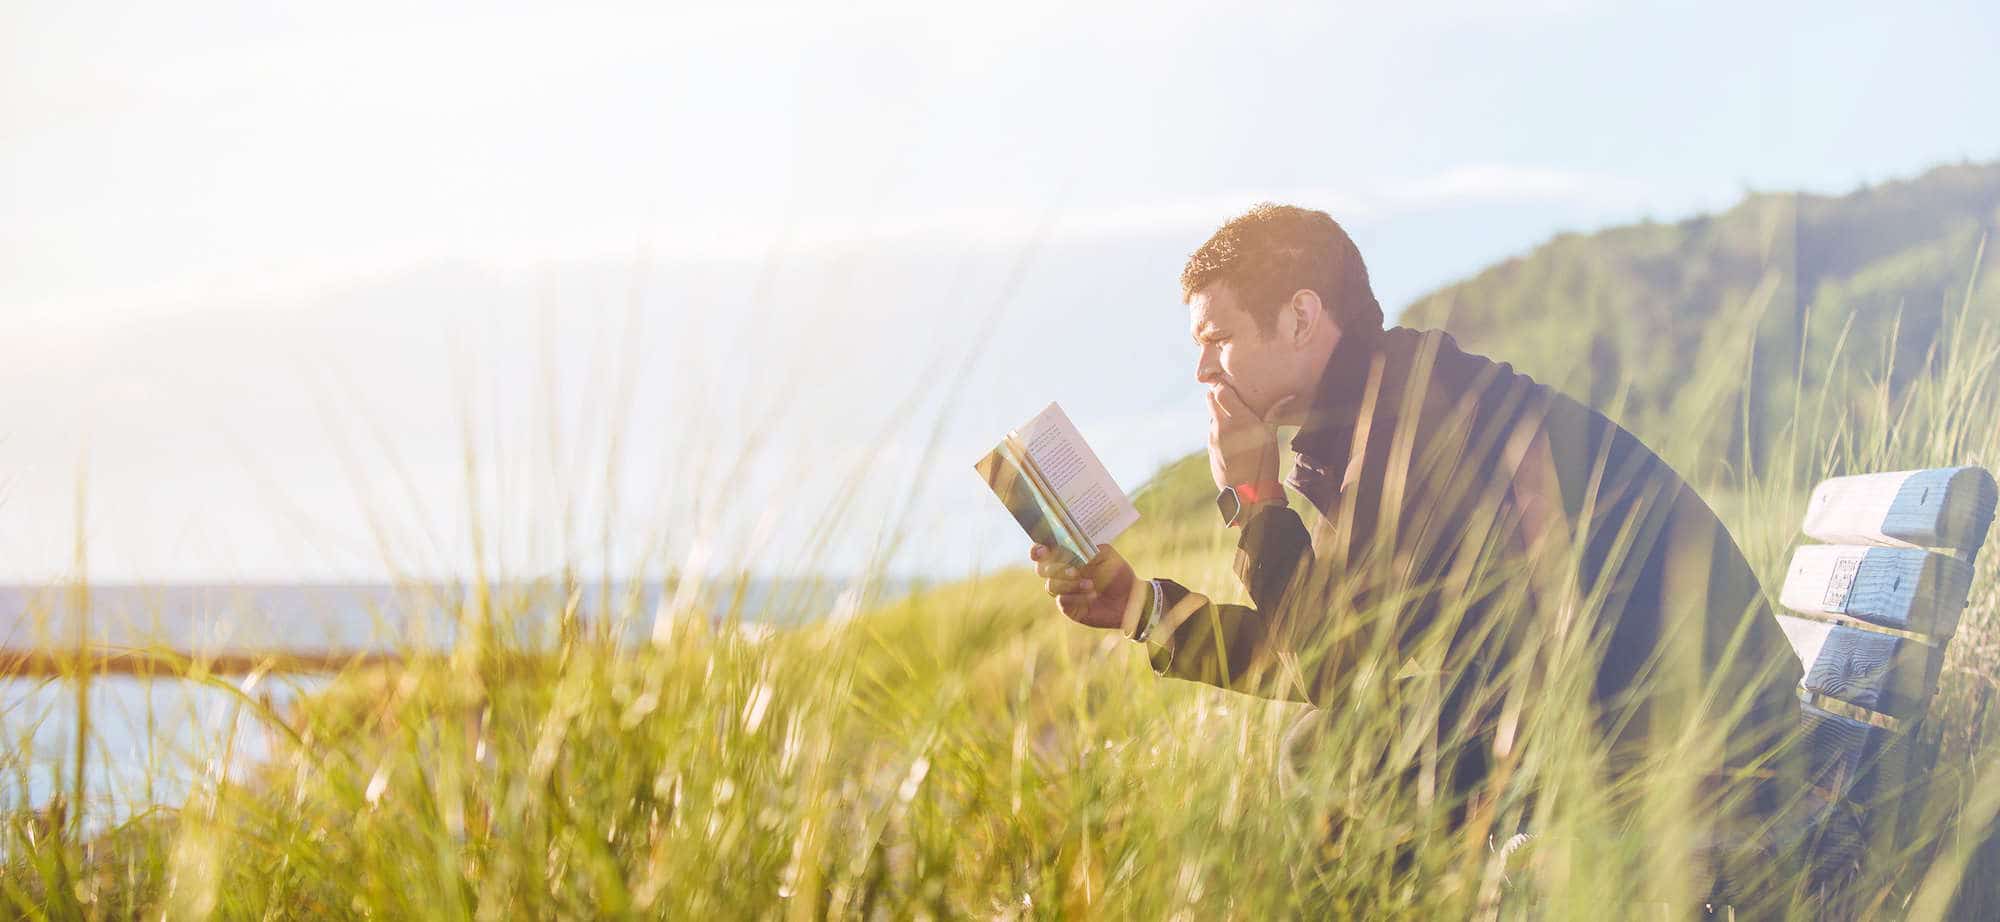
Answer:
[1188, 284, 1300, 420]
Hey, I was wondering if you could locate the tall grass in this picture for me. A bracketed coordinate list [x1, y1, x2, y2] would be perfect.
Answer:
[4, 251, 1999, 920]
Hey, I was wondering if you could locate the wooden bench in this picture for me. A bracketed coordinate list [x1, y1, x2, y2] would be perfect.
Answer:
[1773, 466, 1998, 910]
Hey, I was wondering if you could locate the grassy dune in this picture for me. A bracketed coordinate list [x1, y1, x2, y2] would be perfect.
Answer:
[7, 265, 2000, 918]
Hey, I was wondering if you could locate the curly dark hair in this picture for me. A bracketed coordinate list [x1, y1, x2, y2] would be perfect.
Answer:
[1179, 203, 1383, 337]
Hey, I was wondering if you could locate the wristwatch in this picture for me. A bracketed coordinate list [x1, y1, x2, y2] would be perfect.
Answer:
[1217, 480, 1284, 527]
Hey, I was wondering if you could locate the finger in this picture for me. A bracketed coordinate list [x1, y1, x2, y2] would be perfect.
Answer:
[1205, 388, 1231, 422]
[1045, 576, 1093, 596]
[1213, 381, 1255, 420]
[1057, 591, 1097, 616]
[1030, 544, 1045, 562]
[1036, 556, 1078, 579]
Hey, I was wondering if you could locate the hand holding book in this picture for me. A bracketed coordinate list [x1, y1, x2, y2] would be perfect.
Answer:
[1030, 541, 1143, 633]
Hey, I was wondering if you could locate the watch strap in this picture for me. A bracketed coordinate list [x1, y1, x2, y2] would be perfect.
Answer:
[1232, 480, 1285, 505]
[1132, 578, 1166, 643]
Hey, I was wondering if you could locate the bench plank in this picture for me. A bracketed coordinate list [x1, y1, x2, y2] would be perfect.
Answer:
[1782, 465, 1990, 897]
[1776, 614, 1940, 719]
[1801, 466, 1998, 554]
[1797, 701, 1917, 884]
[1778, 544, 1973, 638]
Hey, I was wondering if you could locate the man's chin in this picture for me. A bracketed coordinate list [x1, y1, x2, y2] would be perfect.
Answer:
[1260, 395, 1306, 427]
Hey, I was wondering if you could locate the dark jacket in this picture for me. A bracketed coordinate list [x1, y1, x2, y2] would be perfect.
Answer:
[1144, 325, 1804, 831]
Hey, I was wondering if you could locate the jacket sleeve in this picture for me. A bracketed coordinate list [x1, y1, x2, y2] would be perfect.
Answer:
[1140, 503, 1326, 705]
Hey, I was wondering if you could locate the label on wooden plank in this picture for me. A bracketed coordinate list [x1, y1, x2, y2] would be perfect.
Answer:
[1822, 554, 1862, 611]
[1780, 544, 1970, 637]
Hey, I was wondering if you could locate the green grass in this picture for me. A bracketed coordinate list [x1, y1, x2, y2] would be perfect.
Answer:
[6, 255, 2000, 919]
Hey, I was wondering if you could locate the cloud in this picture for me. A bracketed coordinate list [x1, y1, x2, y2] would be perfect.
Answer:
[1384, 163, 1651, 209]
[7, 162, 1642, 339]
[740, 163, 1645, 252]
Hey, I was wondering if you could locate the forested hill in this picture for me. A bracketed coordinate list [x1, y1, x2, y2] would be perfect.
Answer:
[1396, 159, 2000, 485]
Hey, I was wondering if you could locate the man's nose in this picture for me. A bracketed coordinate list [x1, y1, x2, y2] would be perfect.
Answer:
[1195, 346, 1222, 385]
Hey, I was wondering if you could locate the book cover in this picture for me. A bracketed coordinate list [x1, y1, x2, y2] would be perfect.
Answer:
[973, 402, 1139, 566]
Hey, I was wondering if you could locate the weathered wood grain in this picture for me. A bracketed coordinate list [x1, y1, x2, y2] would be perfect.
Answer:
[1776, 614, 1940, 719]
[1797, 700, 1916, 874]
[1773, 466, 1992, 893]
[1801, 466, 1998, 554]
[1778, 544, 1973, 637]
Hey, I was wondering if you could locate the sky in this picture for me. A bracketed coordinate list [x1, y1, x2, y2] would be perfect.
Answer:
[4, 0, 2000, 584]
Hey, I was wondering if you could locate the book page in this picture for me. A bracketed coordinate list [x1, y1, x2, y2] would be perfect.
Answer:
[1003, 433, 1092, 555]
[1014, 402, 1140, 548]
[973, 440, 1096, 565]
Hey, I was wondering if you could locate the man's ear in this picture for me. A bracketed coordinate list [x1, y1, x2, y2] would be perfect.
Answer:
[1286, 288, 1323, 348]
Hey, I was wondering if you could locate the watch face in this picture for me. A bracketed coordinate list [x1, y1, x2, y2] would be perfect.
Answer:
[1216, 486, 1242, 525]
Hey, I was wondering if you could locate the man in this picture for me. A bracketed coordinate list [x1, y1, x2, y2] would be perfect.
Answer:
[1029, 204, 1806, 892]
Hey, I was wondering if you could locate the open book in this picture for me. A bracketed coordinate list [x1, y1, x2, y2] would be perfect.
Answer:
[973, 402, 1140, 566]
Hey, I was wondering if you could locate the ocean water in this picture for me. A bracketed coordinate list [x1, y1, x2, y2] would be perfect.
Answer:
[0, 576, 901, 824]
